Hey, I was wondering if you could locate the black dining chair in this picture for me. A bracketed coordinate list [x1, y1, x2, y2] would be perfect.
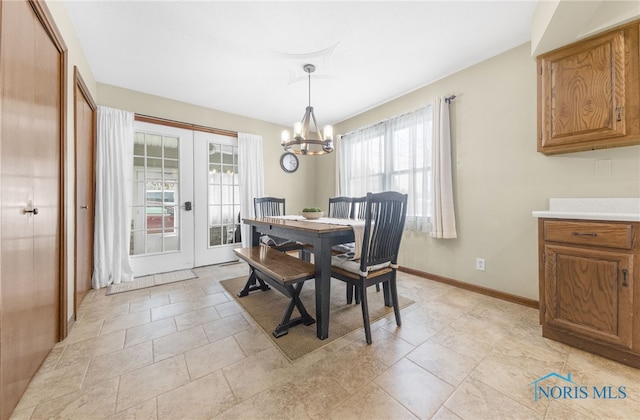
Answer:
[328, 196, 355, 255]
[330, 191, 408, 344]
[253, 197, 308, 255]
[344, 195, 379, 302]
[328, 196, 353, 219]
[350, 195, 367, 219]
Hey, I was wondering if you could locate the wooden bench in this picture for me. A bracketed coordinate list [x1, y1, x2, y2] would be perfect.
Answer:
[234, 246, 316, 337]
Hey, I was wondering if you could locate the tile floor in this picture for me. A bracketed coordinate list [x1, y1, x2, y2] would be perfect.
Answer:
[9, 263, 640, 419]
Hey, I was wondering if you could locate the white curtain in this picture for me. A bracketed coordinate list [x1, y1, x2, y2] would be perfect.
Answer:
[338, 123, 386, 197]
[238, 132, 264, 247]
[388, 107, 431, 232]
[338, 107, 431, 232]
[430, 97, 457, 238]
[92, 106, 134, 288]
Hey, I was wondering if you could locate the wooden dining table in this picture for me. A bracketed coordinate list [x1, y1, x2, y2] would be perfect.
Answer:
[242, 216, 355, 340]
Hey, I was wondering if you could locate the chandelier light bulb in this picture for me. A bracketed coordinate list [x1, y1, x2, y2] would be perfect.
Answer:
[281, 130, 290, 145]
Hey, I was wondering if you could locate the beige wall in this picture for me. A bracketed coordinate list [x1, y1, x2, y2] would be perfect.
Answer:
[44, 0, 640, 321]
[328, 42, 640, 300]
[531, 0, 640, 55]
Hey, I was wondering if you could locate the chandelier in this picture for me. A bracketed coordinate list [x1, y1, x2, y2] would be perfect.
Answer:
[280, 64, 334, 155]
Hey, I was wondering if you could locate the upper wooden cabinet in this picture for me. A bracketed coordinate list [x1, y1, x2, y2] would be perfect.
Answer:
[537, 21, 640, 154]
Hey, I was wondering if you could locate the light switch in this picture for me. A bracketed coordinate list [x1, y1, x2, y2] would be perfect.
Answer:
[595, 159, 612, 176]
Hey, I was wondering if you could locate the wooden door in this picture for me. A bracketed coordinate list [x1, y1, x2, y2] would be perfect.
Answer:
[74, 68, 96, 312]
[0, 1, 65, 418]
[543, 244, 633, 348]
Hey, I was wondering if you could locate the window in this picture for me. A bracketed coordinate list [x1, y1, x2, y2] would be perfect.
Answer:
[339, 105, 432, 232]
[207, 141, 240, 247]
[131, 130, 180, 255]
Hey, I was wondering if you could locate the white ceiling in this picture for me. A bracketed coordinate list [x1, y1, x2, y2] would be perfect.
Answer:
[64, 1, 538, 127]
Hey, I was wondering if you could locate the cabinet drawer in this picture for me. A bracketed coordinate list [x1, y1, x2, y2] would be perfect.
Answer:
[544, 220, 632, 249]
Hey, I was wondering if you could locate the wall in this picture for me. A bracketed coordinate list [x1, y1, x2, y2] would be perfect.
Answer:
[329, 42, 640, 300]
[531, 0, 640, 55]
[45, 0, 97, 322]
[97, 84, 317, 215]
[44, 0, 640, 317]
[46, 0, 318, 322]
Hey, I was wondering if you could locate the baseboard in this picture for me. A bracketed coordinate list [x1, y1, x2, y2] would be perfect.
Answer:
[399, 266, 539, 309]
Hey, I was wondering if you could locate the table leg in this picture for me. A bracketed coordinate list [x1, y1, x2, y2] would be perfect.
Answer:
[251, 226, 259, 246]
[315, 240, 332, 340]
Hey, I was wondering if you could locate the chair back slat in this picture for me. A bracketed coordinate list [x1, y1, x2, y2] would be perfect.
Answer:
[360, 192, 408, 270]
[351, 196, 367, 219]
[328, 196, 353, 218]
[254, 197, 285, 217]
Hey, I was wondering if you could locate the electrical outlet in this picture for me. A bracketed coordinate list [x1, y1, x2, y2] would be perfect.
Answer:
[476, 258, 486, 271]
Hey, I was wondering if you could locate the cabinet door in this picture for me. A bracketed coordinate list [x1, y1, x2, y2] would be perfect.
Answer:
[539, 30, 626, 148]
[543, 244, 633, 348]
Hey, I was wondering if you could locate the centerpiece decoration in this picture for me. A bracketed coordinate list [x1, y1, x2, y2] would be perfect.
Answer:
[301, 207, 324, 219]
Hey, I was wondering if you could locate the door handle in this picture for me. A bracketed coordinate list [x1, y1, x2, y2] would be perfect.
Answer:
[622, 269, 629, 287]
[81, 205, 89, 209]
[182, 201, 192, 211]
[24, 208, 39, 215]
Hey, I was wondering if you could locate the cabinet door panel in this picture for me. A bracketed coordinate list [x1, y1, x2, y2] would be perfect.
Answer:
[544, 244, 633, 348]
[540, 30, 626, 147]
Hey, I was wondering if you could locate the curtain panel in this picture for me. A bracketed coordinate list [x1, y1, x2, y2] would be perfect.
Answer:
[238, 132, 264, 247]
[338, 98, 457, 237]
[339, 106, 431, 232]
[93, 106, 134, 288]
[430, 97, 457, 238]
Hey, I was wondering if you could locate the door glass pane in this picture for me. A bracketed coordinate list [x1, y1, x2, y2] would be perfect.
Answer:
[207, 141, 240, 247]
[130, 130, 181, 255]
[146, 134, 162, 158]
[164, 136, 179, 159]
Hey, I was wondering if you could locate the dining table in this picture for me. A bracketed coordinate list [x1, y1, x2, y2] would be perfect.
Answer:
[242, 216, 358, 340]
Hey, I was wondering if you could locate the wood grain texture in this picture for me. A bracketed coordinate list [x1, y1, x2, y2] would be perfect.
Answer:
[234, 246, 315, 284]
[74, 68, 96, 313]
[537, 20, 640, 154]
[544, 244, 633, 348]
[539, 218, 639, 368]
[0, 1, 64, 418]
[543, 220, 632, 249]
[544, 31, 625, 145]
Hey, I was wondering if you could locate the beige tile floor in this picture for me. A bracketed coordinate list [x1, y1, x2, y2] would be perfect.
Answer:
[9, 263, 640, 419]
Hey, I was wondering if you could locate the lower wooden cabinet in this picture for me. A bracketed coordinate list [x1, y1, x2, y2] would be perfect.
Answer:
[538, 218, 640, 367]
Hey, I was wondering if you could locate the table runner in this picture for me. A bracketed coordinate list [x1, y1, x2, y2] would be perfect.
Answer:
[270, 215, 366, 260]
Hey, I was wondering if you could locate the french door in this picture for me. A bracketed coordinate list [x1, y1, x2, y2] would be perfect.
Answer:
[193, 131, 240, 266]
[130, 122, 240, 277]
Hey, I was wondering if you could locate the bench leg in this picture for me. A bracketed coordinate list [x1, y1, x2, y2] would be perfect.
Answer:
[237, 269, 271, 297]
[272, 282, 316, 338]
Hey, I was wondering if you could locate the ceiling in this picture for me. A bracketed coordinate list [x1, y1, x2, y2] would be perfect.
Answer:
[64, 1, 538, 127]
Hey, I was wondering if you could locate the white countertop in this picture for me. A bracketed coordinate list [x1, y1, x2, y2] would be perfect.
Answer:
[532, 198, 640, 222]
